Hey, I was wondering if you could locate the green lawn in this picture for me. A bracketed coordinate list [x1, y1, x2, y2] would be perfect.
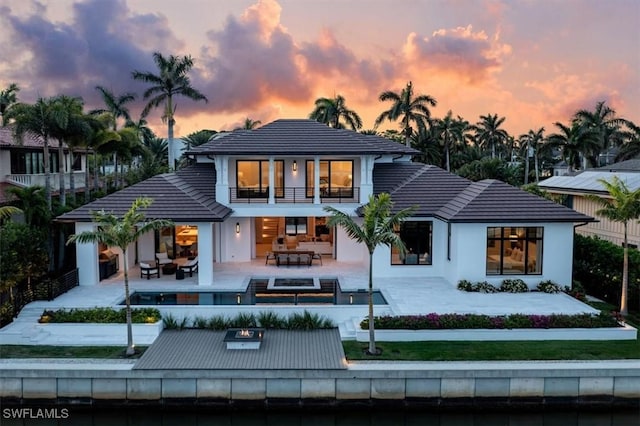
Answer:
[0, 345, 147, 359]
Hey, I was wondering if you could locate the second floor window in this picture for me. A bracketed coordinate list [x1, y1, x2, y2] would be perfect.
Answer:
[306, 160, 353, 198]
[10, 150, 59, 174]
[236, 160, 283, 198]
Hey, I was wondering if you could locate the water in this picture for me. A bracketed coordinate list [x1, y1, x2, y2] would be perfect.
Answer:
[125, 278, 387, 306]
[2, 406, 638, 425]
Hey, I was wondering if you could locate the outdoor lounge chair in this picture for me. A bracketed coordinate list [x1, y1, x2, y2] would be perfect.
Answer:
[155, 252, 173, 266]
[179, 257, 198, 277]
[140, 262, 160, 279]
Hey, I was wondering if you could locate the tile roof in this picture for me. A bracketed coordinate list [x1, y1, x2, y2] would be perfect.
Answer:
[595, 158, 640, 172]
[0, 126, 63, 148]
[57, 163, 232, 222]
[437, 179, 594, 223]
[372, 163, 593, 223]
[188, 119, 419, 156]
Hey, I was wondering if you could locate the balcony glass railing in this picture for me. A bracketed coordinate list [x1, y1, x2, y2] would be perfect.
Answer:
[228, 187, 359, 204]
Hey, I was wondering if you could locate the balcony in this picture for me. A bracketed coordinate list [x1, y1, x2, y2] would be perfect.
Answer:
[229, 187, 359, 204]
[6, 172, 86, 190]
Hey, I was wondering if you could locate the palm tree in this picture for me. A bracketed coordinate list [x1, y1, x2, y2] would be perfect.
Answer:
[519, 128, 545, 184]
[587, 177, 640, 316]
[574, 101, 627, 167]
[5, 186, 50, 227]
[324, 193, 414, 355]
[616, 121, 640, 161]
[0, 206, 21, 221]
[86, 113, 120, 200]
[375, 81, 437, 147]
[234, 118, 262, 131]
[7, 97, 67, 210]
[0, 83, 20, 125]
[132, 52, 208, 169]
[472, 113, 509, 159]
[547, 121, 599, 172]
[433, 111, 468, 172]
[67, 197, 173, 355]
[92, 87, 136, 189]
[309, 95, 362, 130]
[183, 129, 217, 150]
[50, 95, 93, 206]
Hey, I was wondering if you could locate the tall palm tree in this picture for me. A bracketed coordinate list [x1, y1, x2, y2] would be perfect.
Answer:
[587, 177, 640, 316]
[375, 81, 437, 147]
[433, 111, 469, 172]
[547, 121, 599, 172]
[309, 95, 362, 130]
[183, 129, 217, 150]
[67, 197, 173, 355]
[50, 95, 93, 206]
[234, 118, 262, 131]
[0, 83, 20, 125]
[7, 97, 67, 210]
[92, 87, 136, 189]
[132, 52, 208, 169]
[324, 193, 414, 355]
[472, 113, 509, 159]
[574, 101, 627, 167]
[519, 127, 545, 184]
[86, 113, 120, 200]
[125, 115, 156, 145]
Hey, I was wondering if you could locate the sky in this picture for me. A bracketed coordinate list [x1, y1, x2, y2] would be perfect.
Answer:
[0, 0, 638, 139]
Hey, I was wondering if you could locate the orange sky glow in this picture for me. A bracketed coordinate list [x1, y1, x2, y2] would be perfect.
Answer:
[0, 0, 638, 138]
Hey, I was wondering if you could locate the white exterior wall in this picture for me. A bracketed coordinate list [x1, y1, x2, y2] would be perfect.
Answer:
[220, 218, 252, 262]
[138, 232, 155, 264]
[75, 222, 99, 286]
[197, 223, 214, 286]
[370, 219, 448, 279]
[334, 219, 367, 262]
[450, 222, 576, 288]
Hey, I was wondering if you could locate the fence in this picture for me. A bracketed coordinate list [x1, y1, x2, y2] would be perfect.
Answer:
[0, 269, 79, 327]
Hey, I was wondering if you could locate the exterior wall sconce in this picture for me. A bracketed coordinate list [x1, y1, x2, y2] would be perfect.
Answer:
[236, 222, 240, 234]
[292, 160, 297, 172]
[236, 294, 242, 304]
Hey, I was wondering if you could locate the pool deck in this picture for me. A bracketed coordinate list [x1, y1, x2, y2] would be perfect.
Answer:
[0, 258, 599, 346]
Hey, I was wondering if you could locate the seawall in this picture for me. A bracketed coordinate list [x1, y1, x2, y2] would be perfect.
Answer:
[1, 360, 639, 408]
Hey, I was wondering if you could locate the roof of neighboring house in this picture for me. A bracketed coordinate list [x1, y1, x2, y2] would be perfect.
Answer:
[0, 182, 19, 205]
[188, 119, 419, 156]
[539, 171, 640, 194]
[0, 126, 63, 148]
[57, 163, 232, 222]
[371, 163, 594, 223]
[595, 158, 640, 172]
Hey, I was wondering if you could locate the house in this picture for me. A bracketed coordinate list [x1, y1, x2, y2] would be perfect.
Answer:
[538, 159, 640, 249]
[58, 119, 593, 289]
[0, 126, 87, 204]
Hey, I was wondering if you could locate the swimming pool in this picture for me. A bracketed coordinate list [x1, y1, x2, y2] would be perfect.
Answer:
[125, 278, 387, 306]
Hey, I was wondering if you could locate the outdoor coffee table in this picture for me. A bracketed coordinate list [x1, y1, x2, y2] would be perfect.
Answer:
[162, 263, 178, 275]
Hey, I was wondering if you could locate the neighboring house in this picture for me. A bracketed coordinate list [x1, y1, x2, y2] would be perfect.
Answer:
[538, 159, 640, 249]
[0, 126, 87, 204]
[59, 119, 593, 289]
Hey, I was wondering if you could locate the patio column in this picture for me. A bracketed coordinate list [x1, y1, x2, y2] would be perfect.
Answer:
[268, 156, 275, 204]
[198, 222, 214, 286]
[314, 156, 320, 204]
[76, 222, 99, 286]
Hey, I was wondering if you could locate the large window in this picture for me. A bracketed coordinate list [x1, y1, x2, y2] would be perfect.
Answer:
[10, 150, 59, 174]
[306, 160, 353, 197]
[236, 160, 283, 198]
[486, 227, 543, 275]
[391, 221, 432, 265]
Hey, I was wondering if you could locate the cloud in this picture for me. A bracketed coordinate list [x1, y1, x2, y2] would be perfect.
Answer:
[402, 25, 511, 84]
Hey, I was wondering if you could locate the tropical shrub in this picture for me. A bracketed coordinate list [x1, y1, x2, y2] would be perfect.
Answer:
[500, 279, 528, 293]
[362, 311, 620, 330]
[40, 307, 161, 324]
[538, 280, 562, 294]
[573, 234, 640, 308]
[457, 279, 473, 291]
[474, 281, 499, 293]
